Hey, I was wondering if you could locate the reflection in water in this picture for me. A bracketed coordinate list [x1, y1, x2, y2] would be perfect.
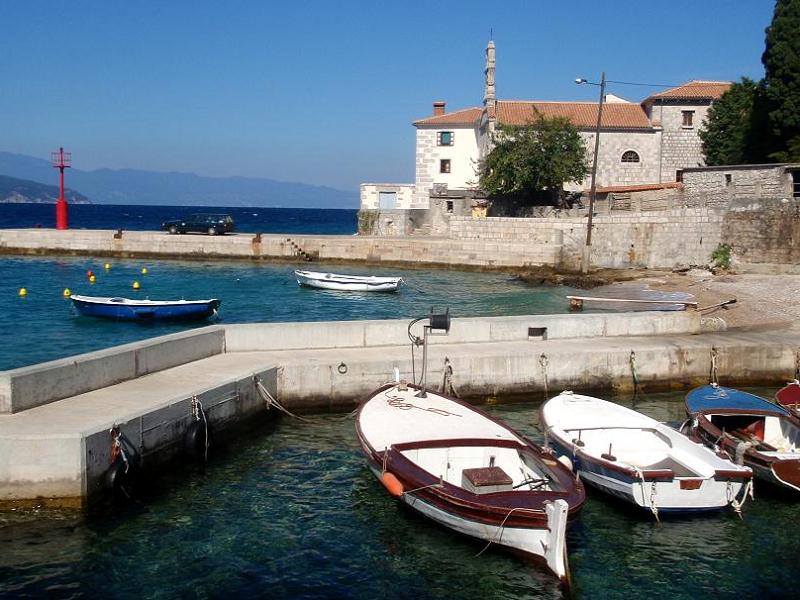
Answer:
[1, 389, 799, 599]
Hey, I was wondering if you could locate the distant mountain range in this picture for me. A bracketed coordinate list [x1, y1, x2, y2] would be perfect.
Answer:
[0, 151, 358, 208]
[0, 174, 90, 204]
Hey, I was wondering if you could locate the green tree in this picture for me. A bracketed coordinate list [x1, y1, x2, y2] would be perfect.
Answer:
[762, 0, 800, 161]
[478, 110, 588, 204]
[700, 78, 768, 165]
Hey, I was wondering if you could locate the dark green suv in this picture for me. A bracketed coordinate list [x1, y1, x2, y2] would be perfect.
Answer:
[162, 214, 235, 235]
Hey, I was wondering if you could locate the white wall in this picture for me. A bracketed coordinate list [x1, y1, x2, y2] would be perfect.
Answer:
[415, 125, 480, 206]
[360, 183, 416, 210]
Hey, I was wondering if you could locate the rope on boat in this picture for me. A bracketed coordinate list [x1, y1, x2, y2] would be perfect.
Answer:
[539, 353, 549, 400]
[382, 387, 461, 417]
[190, 396, 210, 464]
[254, 376, 310, 422]
[633, 467, 660, 523]
[441, 357, 460, 398]
[734, 440, 752, 466]
[710, 346, 719, 384]
[629, 350, 644, 396]
[728, 478, 754, 519]
[474, 506, 539, 558]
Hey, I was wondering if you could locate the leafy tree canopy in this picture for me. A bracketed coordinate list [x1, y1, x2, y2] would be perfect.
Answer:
[762, 0, 800, 161]
[700, 78, 766, 165]
[478, 110, 588, 203]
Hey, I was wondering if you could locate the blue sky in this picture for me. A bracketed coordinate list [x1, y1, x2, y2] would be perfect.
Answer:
[0, 1, 774, 192]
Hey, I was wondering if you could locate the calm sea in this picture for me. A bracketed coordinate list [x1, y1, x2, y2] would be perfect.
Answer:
[0, 203, 359, 235]
[1, 204, 796, 599]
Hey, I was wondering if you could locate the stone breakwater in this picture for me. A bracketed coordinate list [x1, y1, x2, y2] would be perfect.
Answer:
[0, 228, 560, 269]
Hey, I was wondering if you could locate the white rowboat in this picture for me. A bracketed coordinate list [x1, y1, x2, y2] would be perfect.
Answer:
[294, 270, 402, 292]
[541, 391, 752, 516]
[356, 382, 585, 582]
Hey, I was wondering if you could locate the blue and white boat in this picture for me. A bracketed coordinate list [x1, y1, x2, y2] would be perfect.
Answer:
[70, 295, 221, 321]
[684, 384, 800, 492]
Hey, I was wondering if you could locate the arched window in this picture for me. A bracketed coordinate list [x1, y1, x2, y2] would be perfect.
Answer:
[621, 150, 640, 163]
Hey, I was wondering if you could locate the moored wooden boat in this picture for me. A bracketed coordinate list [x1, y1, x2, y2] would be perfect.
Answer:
[776, 380, 800, 416]
[541, 391, 752, 517]
[355, 382, 585, 582]
[70, 295, 221, 321]
[684, 384, 800, 493]
[294, 269, 402, 292]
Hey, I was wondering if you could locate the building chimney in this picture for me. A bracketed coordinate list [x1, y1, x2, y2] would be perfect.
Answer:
[433, 101, 446, 116]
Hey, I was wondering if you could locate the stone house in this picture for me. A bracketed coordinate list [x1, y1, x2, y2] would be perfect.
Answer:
[361, 41, 730, 213]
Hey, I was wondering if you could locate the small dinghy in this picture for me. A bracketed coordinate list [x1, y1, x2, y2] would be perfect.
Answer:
[685, 383, 800, 493]
[356, 382, 585, 582]
[541, 391, 752, 517]
[70, 295, 221, 321]
[294, 269, 402, 292]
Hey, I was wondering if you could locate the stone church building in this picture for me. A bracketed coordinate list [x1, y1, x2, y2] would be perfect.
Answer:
[361, 42, 730, 211]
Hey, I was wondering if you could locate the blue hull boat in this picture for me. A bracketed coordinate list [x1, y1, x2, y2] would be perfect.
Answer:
[70, 295, 221, 321]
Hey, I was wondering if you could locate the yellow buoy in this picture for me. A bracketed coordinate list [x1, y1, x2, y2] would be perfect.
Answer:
[104, 263, 111, 270]
[132, 281, 140, 290]
[63, 288, 71, 298]
[89, 275, 96, 284]
[141, 267, 148, 275]
[19, 287, 27, 297]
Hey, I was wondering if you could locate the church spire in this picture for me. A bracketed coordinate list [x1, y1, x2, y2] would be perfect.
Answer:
[483, 40, 496, 117]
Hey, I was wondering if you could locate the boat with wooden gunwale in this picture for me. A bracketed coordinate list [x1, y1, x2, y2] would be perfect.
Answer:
[355, 381, 585, 582]
[684, 383, 800, 492]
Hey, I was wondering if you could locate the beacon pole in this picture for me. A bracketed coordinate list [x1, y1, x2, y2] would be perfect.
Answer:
[52, 147, 72, 230]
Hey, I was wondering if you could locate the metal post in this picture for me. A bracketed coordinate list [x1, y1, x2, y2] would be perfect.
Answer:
[415, 326, 430, 398]
[582, 72, 605, 273]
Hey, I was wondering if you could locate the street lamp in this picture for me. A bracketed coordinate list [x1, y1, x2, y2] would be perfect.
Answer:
[575, 72, 606, 274]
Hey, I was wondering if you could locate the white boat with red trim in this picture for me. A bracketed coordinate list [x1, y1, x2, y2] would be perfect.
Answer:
[355, 382, 585, 582]
[541, 391, 752, 517]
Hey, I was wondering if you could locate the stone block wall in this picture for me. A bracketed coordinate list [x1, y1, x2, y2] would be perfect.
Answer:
[723, 198, 800, 266]
[568, 130, 661, 191]
[682, 165, 795, 208]
[360, 183, 416, 210]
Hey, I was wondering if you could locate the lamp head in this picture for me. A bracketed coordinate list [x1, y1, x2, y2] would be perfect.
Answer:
[428, 308, 451, 333]
[575, 78, 587, 84]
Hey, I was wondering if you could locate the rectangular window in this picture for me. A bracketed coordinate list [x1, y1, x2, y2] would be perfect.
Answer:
[440, 159, 451, 174]
[437, 131, 454, 146]
[445, 200, 454, 213]
[725, 173, 732, 186]
[675, 169, 684, 183]
[682, 110, 694, 128]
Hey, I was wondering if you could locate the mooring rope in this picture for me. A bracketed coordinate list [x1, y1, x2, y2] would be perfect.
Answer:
[190, 396, 210, 463]
[710, 346, 719, 384]
[629, 350, 644, 396]
[254, 376, 310, 422]
[441, 357, 460, 398]
[728, 478, 754, 519]
[474, 506, 538, 558]
[539, 353, 549, 400]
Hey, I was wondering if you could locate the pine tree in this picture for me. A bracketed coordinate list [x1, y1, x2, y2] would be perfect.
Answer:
[762, 0, 800, 161]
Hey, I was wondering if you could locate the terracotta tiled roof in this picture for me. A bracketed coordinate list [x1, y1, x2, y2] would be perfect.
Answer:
[643, 80, 732, 103]
[414, 107, 482, 126]
[496, 101, 652, 130]
[588, 182, 683, 193]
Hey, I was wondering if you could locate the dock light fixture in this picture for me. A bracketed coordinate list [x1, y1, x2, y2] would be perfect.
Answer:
[407, 308, 452, 398]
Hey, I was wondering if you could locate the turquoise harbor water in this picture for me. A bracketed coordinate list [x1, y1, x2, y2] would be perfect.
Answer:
[0, 215, 794, 598]
[1, 389, 797, 599]
[0, 256, 580, 371]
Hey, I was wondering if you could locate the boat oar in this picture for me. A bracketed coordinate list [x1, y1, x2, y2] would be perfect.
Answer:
[697, 298, 737, 311]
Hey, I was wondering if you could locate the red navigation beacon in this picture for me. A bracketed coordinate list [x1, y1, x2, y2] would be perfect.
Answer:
[51, 147, 72, 230]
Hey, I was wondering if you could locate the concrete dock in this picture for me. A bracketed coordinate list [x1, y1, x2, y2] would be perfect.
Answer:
[0, 310, 796, 506]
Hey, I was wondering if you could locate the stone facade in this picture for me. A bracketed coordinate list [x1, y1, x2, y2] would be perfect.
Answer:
[569, 129, 661, 190]
[681, 164, 798, 206]
[723, 198, 800, 268]
[650, 102, 713, 181]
